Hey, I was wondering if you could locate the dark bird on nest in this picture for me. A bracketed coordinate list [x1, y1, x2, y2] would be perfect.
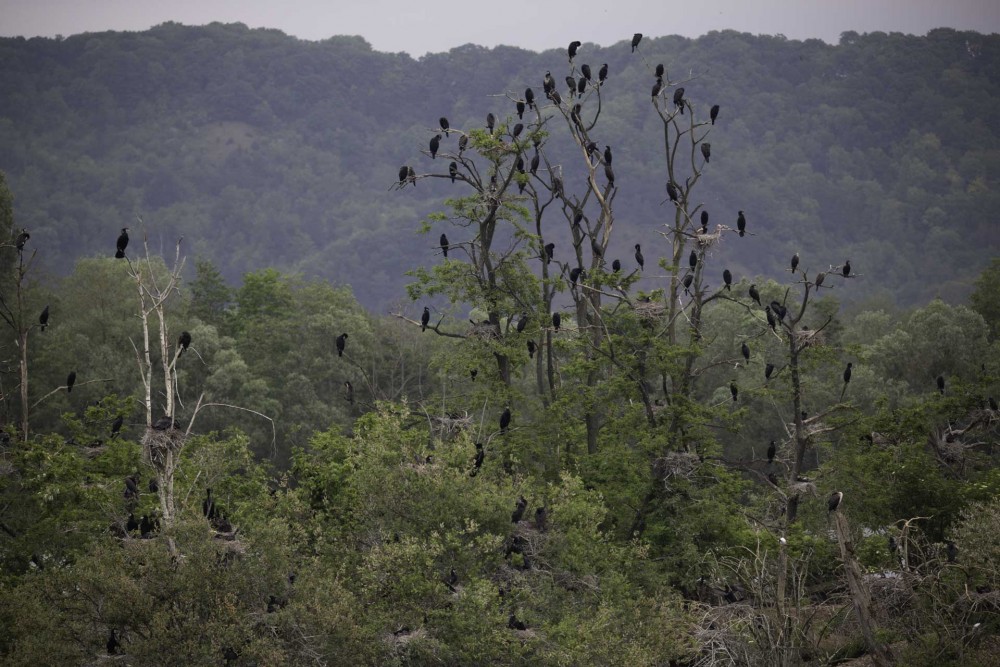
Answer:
[667, 181, 679, 202]
[500, 407, 512, 433]
[723, 269, 732, 290]
[440, 233, 449, 257]
[107, 629, 120, 655]
[701, 143, 711, 163]
[535, 506, 547, 531]
[345, 380, 354, 404]
[791, 253, 799, 273]
[936, 375, 945, 394]
[203, 488, 215, 519]
[655, 63, 664, 78]
[710, 104, 720, 124]
[990, 396, 998, 411]
[124, 475, 140, 500]
[527, 340, 536, 359]
[508, 613, 527, 631]
[840, 362, 853, 399]
[421, 306, 430, 332]
[737, 210, 746, 237]
[552, 312, 561, 331]
[471, 442, 485, 476]
[631, 33, 642, 52]
[673, 87, 685, 113]
[652, 78, 663, 99]
[767, 440, 776, 463]
[39, 305, 49, 331]
[511, 495, 527, 522]
[516, 100, 525, 118]
[153, 415, 174, 431]
[458, 134, 468, 153]
[516, 313, 528, 333]
[945, 540, 958, 563]
[449, 161, 458, 183]
[126, 513, 138, 532]
[429, 134, 441, 159]
[749, 284, 761, 307]
[115, 228, 129, 258]
[765, 363, 775, 381]
[634, 244, 644, 270]
[336, 333, 348, 357]
[741, 342, 750, 363]
[689, 250, 698, 269]
[828, 491, 843, 513]
[439, 117, 450, 136]
[842, 260, 851, 277]
[730, 382, 739, 402]
[544, 242, 555, 264]
[525, 87, 535, 109]
[111, 414, 123, 438]
[15, 229, 29, 251]
[599, 63, 608, 83]
[581, 63, 592, 81]
[682, 273, 694, 294]
[699, 210, 710, 234]
[178, 331, 192, 355]
[612, 259, 621, 272]
[66, 371, 76, 393]
[486, 113, 495, 134]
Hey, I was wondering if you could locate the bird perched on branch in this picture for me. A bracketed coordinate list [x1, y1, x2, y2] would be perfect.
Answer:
[748, 284, 761, 307]
[527, 340, 536, 359]
[429, 134, 441, 159]
[439, 117, 450, 136]
[39, 305, 49, 332]
[599, 63, 608, 83]
[840, 362, 853, 399]
[634, 244, 644, 270]
[701, 143, 711, 163]
[448, 162, 458, 183]
[15, 229, 29, 251]
[178, 331, 192, 355]
[336, 333, 348, 357]
[115, 228, 129, 258]
[737, 211, 747, 237]
[440, 233, 449, 257]
[581, 64, 591, 81]
[673, 87, 685, 113]
[552, 312, 561, 331]
[66, 371, 76, 393]
[544, 243, 555, 264]
[791, 253, 799, 273]
[828, 491, 844, 513]
[741, 342, 750, 363]
[421, 307, 430, 332]
[710, 104, 720, 124]
[500, 407, 512, 433]
[722, 269, 732, 290]
[767, 440, 776, 463]
[511, 495, 527, 522]
[631, 33, 642, 52]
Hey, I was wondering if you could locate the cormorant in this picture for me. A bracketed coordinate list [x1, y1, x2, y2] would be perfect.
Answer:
[153, 415, 174, 431]
[549, 89, 562, 105]
[544, 242, 555, 264]
[440, 233, 449, 257]
[107, 629, 120, 655]
[701, 143, 711, 163]
[516, 100, 525, 119]
[689, 250, 698, 269]
[345, 380, 354, 404]
[568, 40, 581, 60]
[552, 173, 564, 196]
[111, 414, 123, 438]
[842, 260, 851, 277]
[421, 307, 430, 332]
[15, 229, 29, 251]
[486, 113, 495, 134]
[828, 491, 843, 513]
[39, 305, 49, 331]
[945, 540, 958, 563]
[178, 331, 192, 355]
[741, 342, 750, 362]
[573, 210, 584, 227]
[336, 333, 348, 357]
[581, 64, 592, 81]
[527, 340, 536, 359]
[530, 153, 540, 175]
[398, 165, 409, 185]
[569, 267, 582, 287]
[115, 228, 129, 258]
[612, 259, 621, 272]
[841, 362, 853, 399]
[578, 77, 587, 94]
[516, 313, 528, 333]
[570, 103, 584, 130]
[737, 211, 746, 237]
[124, 475, 140, 500]
[448, 161, 458, 183]
[565, 75, 576, 97]
[730, 382, 739, 402]
[604, 164, 615, 187]
[791, 253, 799, 273]
[140, 514, 154, 537]
[767, 440, 776, 463]
[508, 613, 527, 631]
[770, 301, 787, 321]
[815, 272, 825, 289]
[458, 135, 468, 153]
[666, 181, 679, 202]
[590, 235, 604, 258]
[604, 145, 613, 165]
[471, 442, 485, 476]
[936, 375, 945, 394]
[66, 371, 76, 393]
[500, 407, 512, 433]
[701, 210, 709, 233]
[516, 156, 525, 173]
[525, 87, 535, 109]
[710, 104, 720, 124]
[148, 478, 158, 493]
[599, 63, 608, 83]
[634, 244, 644, 270]
[407, 166, 416, 185]
[445, 568, 458, 592]
[439, 117, 450, 136]
[990, 396, 998, 411]
[552, 312, 561, 331]
[511, 495, 527, 522]
[512, 123, 524, 139]
[631, 33, 643, 52]
[749, 284, 761, 306]
[429, 134, 441, 159]
[203, 488, 215, 519]
[652, 78, 662, 99]
[543, 71, 555, 94]
[470, 369, 478, 381]
[126, 513, 139, 532]
[765, 306, 776, 330]
[535, 506, 547, 531]
[682, 273, 694, 294]
[723, 269, 732, 290]
[655, 63, 664, 78]
[673, 87, 685, 113]
[765, 363, 774, 381]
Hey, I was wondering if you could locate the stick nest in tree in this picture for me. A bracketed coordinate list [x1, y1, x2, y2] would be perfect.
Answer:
[653, 451, 701, 482]
[467, 321, 501, 340]
[142, 428, 187, 462]
[431, 412, 472, 439]
[793, 328, 825, 347]
[634, 299, 666, 320]
[697, 225, 728, 248]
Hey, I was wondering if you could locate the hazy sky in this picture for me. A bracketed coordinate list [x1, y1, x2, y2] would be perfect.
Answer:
[2, 0, 998, 56]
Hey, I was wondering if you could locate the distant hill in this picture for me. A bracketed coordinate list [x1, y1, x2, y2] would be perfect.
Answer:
[1, 23, 997, 309]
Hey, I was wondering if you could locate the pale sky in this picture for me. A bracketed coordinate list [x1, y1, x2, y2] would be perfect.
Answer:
[1, 0, 998, 56]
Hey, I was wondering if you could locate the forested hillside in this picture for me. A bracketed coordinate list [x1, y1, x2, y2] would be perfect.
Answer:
[1, 23, 999, 666]
[0, 23, 998, 308]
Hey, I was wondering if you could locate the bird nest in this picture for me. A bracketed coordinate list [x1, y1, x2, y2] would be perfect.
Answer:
[653, 451, 700, 482]
[431, 412, 472, 439]
[467, 321, 501, 340]
[634, 300, 665, 320]
[696, 225, 728, 248]
[788, 481, 817, 498]
[142, 428, 186, 462]
[793, 328, 825, 347]
[868, 573, 913, 616]
[383, 627, 428, 647]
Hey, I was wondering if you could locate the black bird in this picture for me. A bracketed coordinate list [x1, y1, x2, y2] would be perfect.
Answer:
[945, 540, 958, 563]
[344, 381, 354, 404]
[458, 134, 468, 154]
[888, 535, 897, 552]
[439, 117, 450, 136]
[737, 211, 746, 237]
[336, 333, 348, 357]
[203, 488, 215, 519]
[486, 113, 495, 133]
[578, 77, 587, 94]
[598, 63, 608, 83]
[700, 210, 709, 233]
[530, 153, 539, 175]
[544, 242, 555, 264]
[840, 362, 853, 400]
[741, 342, 750, 362]
[652, 78, 662, 100]
[631, 33, 642, 52]
[765, 363, 775, 381]
[398, 165, 408, 184]
[111, 414, 123, 438]
[511, 495, 527, 522]
[535, 506, 547, 531]
[124, 475, 140, 501]
[512, 123, 524, 139]
[126, 513, 139, 532]
[516, 313, 528, 333]
[15, 229, 29, 251]
[152, 415, 174, 431]
[710, 104, 720, 124]
[115, 227, 129, 258]
[769, 301, 787, 322]
[828, 491, 844, 513]
[590, 234, 603, 258]
[791, 253, 800, 273]
[66, 371, 76, 393]
[178, 331, 192, 355]
[765, 306, 776, 331]
[516, 100, 525, 119]
[573, 210, 584, 227]
[701, 143, 711, 163]
[748, 284, 761, 307]
[666, 181, 679, 202]
[569, 267, 582, 287]
[604, 145, 613, 165]
[612, 259, 621, 272]
[936, 375, 945, 394]
[429, 134, 441, 159]
[140, 514, 154, 537]
[407, 166, 416, 185]
[655, 63, 664, 78]
[552, 312, 561, 331]
[682, 273, 694, 294]
[673, 87, 685, 113]
[842, 260, 851, 277]
[722, 269, 732, 290]
[767, 440, 776, 463]
[508, 613, 527, 631]
[516, 156, 525, 173]
[581, 63, 592, 81]
[543, 71, 555, 94]
[604, 164, 615, 187]
[440, 233, 449, 257]
[525, 87, 535, 109]
[527, 340, 536, 359]
[449, 161, 458, 183]
[471, 442, 485, 476]
[730, 382, 739, 402]
[568, 40, 581, 60]
[107, 629, 120, 655]
[815, 272, 825, 289]
[148, 478, 158, 493]
[445, 568, 459, 592]
[421, 307, 430, 332]
[565, 75, 576, 97]
[39, 305, 49, 331]
[470, 369, 478, 382]
[500, 407, 512, 433]
[689, 250, 698, 269]
[549, 89, 562, 105]
[990, 396, 998, 411]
